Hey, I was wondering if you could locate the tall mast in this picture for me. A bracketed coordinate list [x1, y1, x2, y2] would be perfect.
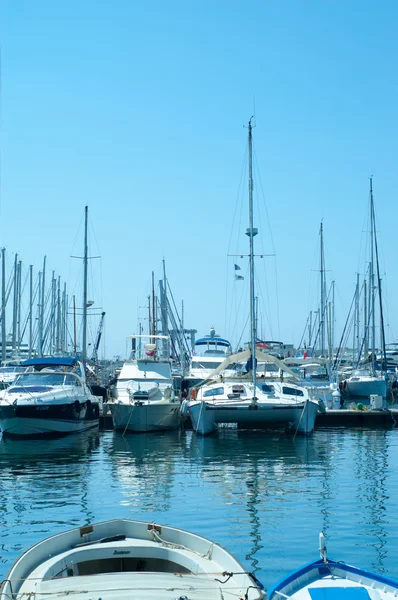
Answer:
[29, 265, 33, 359]
[82, 206, 88, 363]
[320, 222, 325, 357]
[354, 273, 359, 362]
[363, 278, 368, 362]
[161, 259, 169, 358]
[245, 118, 258, 395]
[1, 248, 6, 363]
[369, 178, 375, 374]
[11, 253, 18, 355]
[151, 271, 156, 337]
[372, 180, 387, 373]
[73, 295, 77, 356]
[56, 276, 61, 353]
[16, 260, 22, 353]
[38, 256, 46, 356]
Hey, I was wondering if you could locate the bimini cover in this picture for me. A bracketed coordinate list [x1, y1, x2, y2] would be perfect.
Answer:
[22, 357, 78, 367]
[195, 337, 231, 347]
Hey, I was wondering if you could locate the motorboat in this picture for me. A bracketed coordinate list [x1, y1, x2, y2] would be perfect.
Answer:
[0, 357, 101, 438]
[0, 518, 265, 600]
[181, 349, 319, 436]
[184, 327, 233, 388]
[107, 335, 181, 433]
[268, 533, 398, 599]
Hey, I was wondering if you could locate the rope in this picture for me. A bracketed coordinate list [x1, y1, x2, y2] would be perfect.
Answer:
[195, 401, 205, 434]
[293, 400, 307, 439]
[1, 580, 258, 598]
[150, 527, 215, 560]
[122, 400, 135, 437]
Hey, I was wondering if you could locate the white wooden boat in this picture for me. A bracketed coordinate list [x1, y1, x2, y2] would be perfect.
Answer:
[0, 518, 265, 600]
[268, 533, 398, 599]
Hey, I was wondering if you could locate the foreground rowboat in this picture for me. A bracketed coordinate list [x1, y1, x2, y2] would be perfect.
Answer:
[0, 518, 265, 600]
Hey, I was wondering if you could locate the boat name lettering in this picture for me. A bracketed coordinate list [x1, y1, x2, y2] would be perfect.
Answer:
[113, 550, 130, 555]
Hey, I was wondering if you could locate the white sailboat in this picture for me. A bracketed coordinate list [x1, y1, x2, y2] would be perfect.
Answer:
[345, 179, 389, 400]
[181, 119, 319, 435]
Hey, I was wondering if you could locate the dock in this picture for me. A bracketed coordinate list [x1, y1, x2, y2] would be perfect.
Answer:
[316, 408, 398, 427]
[100, 407, 398, 431]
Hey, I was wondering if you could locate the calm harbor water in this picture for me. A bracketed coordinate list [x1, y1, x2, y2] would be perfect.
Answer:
[1, 426, 398, 589]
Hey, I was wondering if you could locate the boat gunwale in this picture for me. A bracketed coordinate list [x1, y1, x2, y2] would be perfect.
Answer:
[267, 558, 398, 598]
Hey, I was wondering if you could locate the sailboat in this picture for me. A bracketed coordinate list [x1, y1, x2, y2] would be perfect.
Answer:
[344, 179, 389, 401]
[181, 119, 319, 435]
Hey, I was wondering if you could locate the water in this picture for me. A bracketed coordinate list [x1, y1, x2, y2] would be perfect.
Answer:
[1, 426, 398, 589]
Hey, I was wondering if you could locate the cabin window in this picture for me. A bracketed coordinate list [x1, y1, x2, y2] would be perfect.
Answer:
[261, 384, 274, 393]
[232, 385, 245, 394]
[203, 387, 224, 397]
[191, 361, 223, 370]
[282, 386, 304, 397]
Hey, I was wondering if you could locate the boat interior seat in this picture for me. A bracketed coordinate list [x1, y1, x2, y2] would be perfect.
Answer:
[17, 538, 222, 584]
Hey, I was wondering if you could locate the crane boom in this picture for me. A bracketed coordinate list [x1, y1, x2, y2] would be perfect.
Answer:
[91, 311, 105, 362]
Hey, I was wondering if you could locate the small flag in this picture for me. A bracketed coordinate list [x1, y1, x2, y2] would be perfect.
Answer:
[234, 264, 241, 271]
[235, 274, 244, 281]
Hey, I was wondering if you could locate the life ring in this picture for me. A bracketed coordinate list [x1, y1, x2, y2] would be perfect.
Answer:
[191, 388, 197, 400]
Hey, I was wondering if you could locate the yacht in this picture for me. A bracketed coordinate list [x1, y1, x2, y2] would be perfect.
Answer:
[107, 335, 181, 433]
[0, 357, 101, 438]
[185, 327, 232, 388]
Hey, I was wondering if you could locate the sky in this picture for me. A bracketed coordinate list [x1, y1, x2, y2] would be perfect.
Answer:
[0, 0, 397, 359]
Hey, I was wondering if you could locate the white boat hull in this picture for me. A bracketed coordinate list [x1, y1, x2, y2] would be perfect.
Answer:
[188, 399, 318, 435]
[109, 401, 181, 432]
[0, 415, 99, 437]
[346, 377, 387, 398]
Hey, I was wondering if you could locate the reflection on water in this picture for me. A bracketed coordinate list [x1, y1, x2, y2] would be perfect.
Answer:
[108, 431, 184, 511]
[0, 428, 398, 588]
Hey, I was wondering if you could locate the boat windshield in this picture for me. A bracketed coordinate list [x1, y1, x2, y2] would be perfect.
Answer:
[11, 373, 79, 388]
[191, 361, 224, 370]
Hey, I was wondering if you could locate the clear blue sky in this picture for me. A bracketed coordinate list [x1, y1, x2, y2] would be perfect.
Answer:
[0, 0, 397, 358]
